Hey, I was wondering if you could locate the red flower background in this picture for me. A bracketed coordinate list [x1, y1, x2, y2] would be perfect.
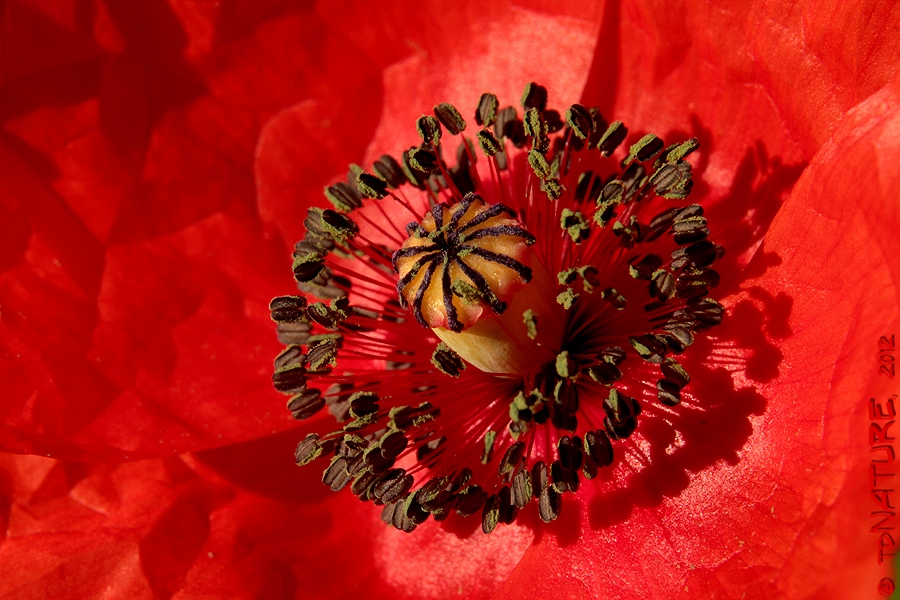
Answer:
[1, 0, 899, 598]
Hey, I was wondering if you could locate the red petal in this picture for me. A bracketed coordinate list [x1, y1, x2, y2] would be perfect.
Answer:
[0, 4, 389, 459]
[581, 0, 900, 272]
[492, 70, 900, 600]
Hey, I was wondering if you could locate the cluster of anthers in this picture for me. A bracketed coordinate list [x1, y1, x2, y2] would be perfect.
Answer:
[270, 83, 724, 533]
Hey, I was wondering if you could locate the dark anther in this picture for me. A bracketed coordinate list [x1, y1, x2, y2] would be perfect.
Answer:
[275, 345, 306, 371]
[415, 476, 453, 512]
[673, 215, 709, 245]
[626, 134, 665, 164]
[661, 325, 695, 353]
[520, 82, 548, 111]
[561, 209, 591, 244]
[291, 240, 328, 282]
[389, 498, 418, 533]
[292, 261, 325, 284]
[651, 162, 694, 199]
[657, 379, 682, 406]
[543, 109, 564, 133]
[431, 342, 466, 377]
[352, 471, 378, 499]
[603, 389, 641, 440]
[686, 298, 725, 327]
[598, 288, 625, 309]
[400, 149, 428, 188]
[558, 436, 584, 471]
[373, 469, 414, 505]
[408, 146, 439, 172]
[378, 430, 409, 460]
[531, 461, 549, 499]
[373, 154, 406, 188]
[287, 388, 324, 420]
[307, 338, 339, 370]
[269, 295, 308, 323]
[482, 493, 500, 534]
[629, 334, 668, 363]
[512, 469, 532, 508]
[497, 486, 517, 525]
[345, 452, 367, 478]
[538, 487, 561, 522]
[481, 430, 498, 464]
[675, 203, 706, 222]
[416, 115, 442, 148]
[477, 129, 503, 157]
[676, 269, 721, 299]
[498, 441, 525, 476]
[650, 270, 677, 301]
[455, 485, 487, 517]
[587, 360, 622, 385]
[599, 178, 625, 205]
[594, 181, 624, 227]
[671, 241, 718, 270]
[660, 137, 700, 164]
[629, 254, 664, 280]
[336, 434, 367, 458]
[475, 93, 499, 127]
[523, 108, 549, 152]
[295, 433, 324, 466]
[303, 209, 333, 247]
[434, 102, 466, 135]
[306, 301, 347, 330]
[316, 208, 358, 241]
[388, 402, 438, 430]
[602, 346, 627, 364]
[272, 360, 307, 394]
[405, 495, 430, 525]
[323, 456, 353, 492]
[565, 103, 594, 140]
[348, 391, 379, 419]
[542, 178, 563, 200]
[597, 121, 628, 156]
[357, 171, 389, 199]
[550, 460, 579, 493]
[324, 181, 363, 212]
[362, 446, 394, 475]
[661, 358, 691, 387]
[528, 149, 551, 179]
[554, 351, 578, 379]
[583, 430, 614, 467]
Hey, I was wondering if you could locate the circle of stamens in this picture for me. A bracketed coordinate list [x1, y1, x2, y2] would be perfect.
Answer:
[270, 82, 725, 535]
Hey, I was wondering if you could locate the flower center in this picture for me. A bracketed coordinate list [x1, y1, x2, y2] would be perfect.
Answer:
[270, 83, 725, 534]
[393, 193, 564, 373]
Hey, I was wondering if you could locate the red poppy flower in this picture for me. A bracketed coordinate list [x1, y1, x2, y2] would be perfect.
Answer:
[1, 0, 898, 598]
